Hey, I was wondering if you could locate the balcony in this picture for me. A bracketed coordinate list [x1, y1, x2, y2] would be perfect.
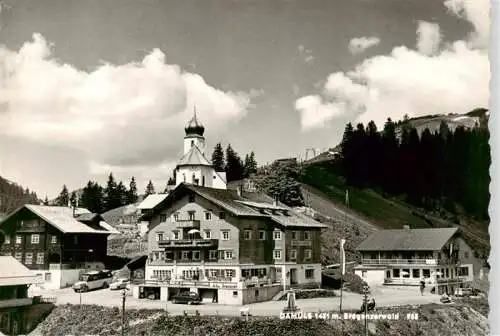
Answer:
[361, 258, 438, 266]
[175, 220, 201, 229]
[242, 277, 272, 287]
[0, 297, 33, 309]
[158, 239, 218, 248]
[291, 240, 312, 247]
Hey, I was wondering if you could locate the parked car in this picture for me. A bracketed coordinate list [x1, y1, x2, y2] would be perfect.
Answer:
[171, 292, 201, 305]
[109, 278, 130, 290]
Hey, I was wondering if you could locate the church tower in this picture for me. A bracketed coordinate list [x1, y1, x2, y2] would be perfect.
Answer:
[174, 107, 227, 189]
[183, 107, 206, 155]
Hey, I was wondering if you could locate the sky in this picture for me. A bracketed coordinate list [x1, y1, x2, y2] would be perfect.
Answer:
[0, 0, 490, 199]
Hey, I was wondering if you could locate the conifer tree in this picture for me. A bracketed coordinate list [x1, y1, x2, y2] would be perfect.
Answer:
[56, 185, 70, 206]
[145, 180, 156, 196]
[211, 143, 225, 172]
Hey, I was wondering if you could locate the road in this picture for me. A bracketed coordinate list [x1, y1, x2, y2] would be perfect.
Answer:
[29, 285, 442, 317]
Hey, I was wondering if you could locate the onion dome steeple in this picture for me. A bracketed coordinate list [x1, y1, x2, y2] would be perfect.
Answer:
[184, 106, 205, 136]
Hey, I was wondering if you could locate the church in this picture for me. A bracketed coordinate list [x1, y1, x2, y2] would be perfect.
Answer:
[174, 109, 227, 190]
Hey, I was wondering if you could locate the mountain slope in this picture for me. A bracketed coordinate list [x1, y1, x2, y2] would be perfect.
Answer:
[0, 175, 40, 215]
[300, 161, 489, 257]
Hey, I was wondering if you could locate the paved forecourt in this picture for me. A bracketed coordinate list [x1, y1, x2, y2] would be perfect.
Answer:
[29, 285, 442, 317]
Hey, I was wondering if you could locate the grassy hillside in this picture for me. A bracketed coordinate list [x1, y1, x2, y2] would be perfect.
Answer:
[32, 303, 489, 336]
[300, 161, 490, 257]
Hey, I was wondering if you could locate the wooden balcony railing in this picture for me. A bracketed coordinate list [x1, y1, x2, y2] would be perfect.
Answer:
[158, 239, 218, 248]
[175, 220, 201, 229]
[362, 258, 438, 266]
[0, 297, 33, 309]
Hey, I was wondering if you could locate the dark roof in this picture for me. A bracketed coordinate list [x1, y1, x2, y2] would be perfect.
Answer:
[144, 183, 327, 228]
[75, 213, 100, 222]
[356, 228, 458, 251]
[126, 255, 147, 270]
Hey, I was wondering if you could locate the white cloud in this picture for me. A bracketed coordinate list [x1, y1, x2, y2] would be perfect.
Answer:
[348, 36, 380, 54]
[0, 34, 256, 168]
[297, 0, 489, 131]
[416, 21, 441, 55]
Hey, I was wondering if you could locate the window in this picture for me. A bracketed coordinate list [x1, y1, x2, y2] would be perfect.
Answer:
[15, 252, 22, 262]
[273, 230, 282, 240]
[159, 214, 167, 222]
[202, 176, 205, 186]
[259, 231, 266, 240]
[412, 269, 420, 278]
[188, 194, 195, 203]
[182, 251, 190, 260]
[209, 250, 218, 260]
[464, 251, 469, 259]
[16, 236, 22, 244]
[445, 268, 449, 278]
[172, 231, 179, 240]
[362, 270, 367, 277]
[193, 251, 200, 260]
[459, 266, 469, 276]
[183, 174, 186, 182]
[157, 233, 164, 241]
[224, 251, 233, 259]
[45, 273, 51, 281]
[255, 290, 259, 297]
[205, 230, 212, 239]
[226, 270, 235, 277]
[386, 270, 391, 278]
[191, 140, 194, 147]
[393, 269, 400, 277]
[51, 236, 57, 244]
[291, 231, 298, 240]
[233, 291, 238, 297]
[173, 213, 179, 221]
[36, 253, 44, 265]
[304, 249, 312, 260]
[273, 250, 282, 260]
[422, 269, 431, 278]
[305, 269, 315, 279]
[289, 249, 297, 260]
[304, 231, 311, 240]
[25, 253, 33, 264]
[205, 212, 212, 220]
[402, 269, 410, 278]
[244, 230, 252, 240]
[5, 235, 10, 244]
[222, 231, 230, 240]
[219, 212, 226, 220]
[188, 211, 196, 220]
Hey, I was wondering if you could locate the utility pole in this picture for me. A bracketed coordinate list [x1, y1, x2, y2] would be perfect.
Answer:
[363, 285, 369, 336]
[121, 289, 127, 336]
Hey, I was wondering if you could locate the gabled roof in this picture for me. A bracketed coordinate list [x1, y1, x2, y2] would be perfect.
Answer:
[356, 228, 459, 251]
[144, 183, 328, 228]
[0, 256, 42, 286]
[137, 194, 168, 210]
[0, 205, 118, 234]
[177, 145, 212, 167]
